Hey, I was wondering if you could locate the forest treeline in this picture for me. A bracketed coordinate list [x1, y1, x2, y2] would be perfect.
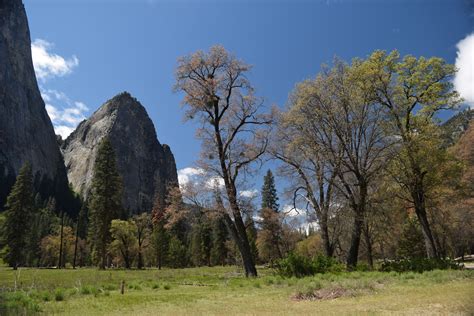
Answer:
[0, 47, 472, 276]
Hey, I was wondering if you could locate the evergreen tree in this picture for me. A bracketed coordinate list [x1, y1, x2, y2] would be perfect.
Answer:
[2, 163, 35, 269]
[258, 169, 283, 263]
[200, 217, 212, 266]
[397, 216, 426, 259]
[88, 138, 123, 269]
[27, 206, 58, 266]
[190, 214, 213, 266]
[210, 215, 229, 266]
[190, 224, 203, 266]
[168, 236, 187, 268]
[261, 170, 279, 212]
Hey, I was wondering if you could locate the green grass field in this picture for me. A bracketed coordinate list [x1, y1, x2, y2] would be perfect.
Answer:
[0, 266, 473, 315]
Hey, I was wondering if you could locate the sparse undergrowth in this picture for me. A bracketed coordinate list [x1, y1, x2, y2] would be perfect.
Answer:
[0, 266, 472, 315]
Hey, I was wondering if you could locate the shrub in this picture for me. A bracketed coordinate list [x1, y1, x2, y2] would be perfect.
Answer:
[379, 258, 461, 273]
[163, 284, 171, 290]
[0, 292, 41, 315]
[275, 253, 344, 278]
[313, 255, 345, 274]
[54, 288, 65, 301]
[355, 262, 371, 272]
[275, 253, 316, 278]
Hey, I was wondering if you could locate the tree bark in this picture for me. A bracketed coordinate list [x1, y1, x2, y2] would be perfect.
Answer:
[412, 179, 438, 259]
[58, 211, 64, 269]
[320, 214, 334, 257]
[346, 183, 367, 269]
[346, 211, 363, 269]
[363, 223, 373, 269]
[73, 221, 80, 269]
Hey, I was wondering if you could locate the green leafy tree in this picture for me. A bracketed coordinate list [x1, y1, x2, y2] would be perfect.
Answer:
[88, 138, 123, 269]
[132, 213, 151, 269]
[109, 219, 138, 269]
[2, 163, 35, 269]
[361, 50, 461, 258]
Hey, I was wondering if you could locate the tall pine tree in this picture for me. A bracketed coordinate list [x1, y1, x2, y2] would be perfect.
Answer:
[261, 170, 279, 212]
[210, 215, 229, 266]
[88, 138, 123, 269]
[3, 163, 35, 269]
[259, 169, 283, 262]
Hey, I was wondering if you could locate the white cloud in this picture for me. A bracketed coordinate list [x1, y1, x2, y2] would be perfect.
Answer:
[178, 167, 205, 187]
[454, 33, 474, 108]
[42, 89, 88, 139]
[31, 39, 79, 82]
[54, 125, 75, 139]
[239, 189, 258, 198]
[282, 204, 305, 217]
[31, 38, 85, 138]
[204, 176, 225, 189]
[177, 167, 227, 191]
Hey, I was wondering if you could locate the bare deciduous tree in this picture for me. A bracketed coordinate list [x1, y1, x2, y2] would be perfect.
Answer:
[174, 46, 272, 277]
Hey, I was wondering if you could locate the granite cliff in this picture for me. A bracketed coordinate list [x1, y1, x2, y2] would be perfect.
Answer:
[62, 92, 178, 215]
[0, 0, 73, 212]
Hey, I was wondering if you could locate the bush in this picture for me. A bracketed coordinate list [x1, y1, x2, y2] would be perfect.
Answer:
[54, 288, 65, 301]
[379, 258, 461, 273]
[355, 262, 371, 272]
[0, 291, 41, 315]
[313, 255, 345, 274]
[275, 253, 344, 278]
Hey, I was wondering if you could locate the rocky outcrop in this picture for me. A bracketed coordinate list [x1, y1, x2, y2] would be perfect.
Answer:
[442, 109, 474, 146]
[0, 0, 73, 212]
[62, 92, 178, 215]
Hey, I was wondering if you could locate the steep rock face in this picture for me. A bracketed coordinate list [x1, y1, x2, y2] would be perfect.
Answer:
[0, 0, 72, 212]
[62, 92, 178, 215]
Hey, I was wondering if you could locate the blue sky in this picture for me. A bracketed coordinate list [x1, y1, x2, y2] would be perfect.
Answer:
[24, 0, 473, 207]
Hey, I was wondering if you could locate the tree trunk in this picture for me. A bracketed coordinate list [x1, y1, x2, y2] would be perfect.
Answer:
[100, 245, 107, 270]
[363, 223, 373, 269]
[58, 211, 64, 269]
[412, 184, 438, 259]
[157, 250, 162, 270]
[223, 213, 257, 277]
[73, 221, 80, 269]
[137, 245, 144, 269]
[346, 211, 363, 269]
[346, 184, 367, 269]
[320, 213, 334, 257]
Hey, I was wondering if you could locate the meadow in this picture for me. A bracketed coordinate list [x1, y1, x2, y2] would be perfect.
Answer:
[0, 265, 473, 315]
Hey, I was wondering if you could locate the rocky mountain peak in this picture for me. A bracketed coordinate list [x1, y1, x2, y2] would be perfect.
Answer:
[62, 92, 178, 215]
